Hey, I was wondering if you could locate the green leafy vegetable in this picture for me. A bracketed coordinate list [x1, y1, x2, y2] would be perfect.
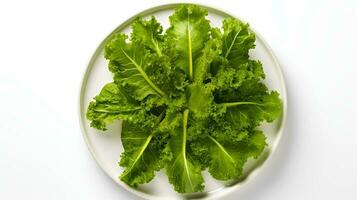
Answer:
[105, 34, 167, 100]
[165, 5, 211, 80]
[86, 83, 141, 130]
[119, 120, 163, 186]
[207, 130, 266, 180]
[86, 4, 282, 193]
[131, 17, 164, 56]
[222, 18, 256, 67]
[164, 110, 204, 192]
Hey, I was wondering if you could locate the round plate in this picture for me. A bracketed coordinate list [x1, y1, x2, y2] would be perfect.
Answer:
[79, 3, 287, 200]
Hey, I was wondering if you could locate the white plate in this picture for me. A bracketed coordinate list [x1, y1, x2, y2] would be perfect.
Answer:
[79, 4, 287, 200]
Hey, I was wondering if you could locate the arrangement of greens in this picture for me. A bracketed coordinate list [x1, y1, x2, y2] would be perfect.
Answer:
[86, 4, 282, 193]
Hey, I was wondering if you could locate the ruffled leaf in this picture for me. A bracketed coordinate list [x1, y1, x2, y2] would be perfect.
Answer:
[86, 83, 141, 130]
[165, 5, 211, 80]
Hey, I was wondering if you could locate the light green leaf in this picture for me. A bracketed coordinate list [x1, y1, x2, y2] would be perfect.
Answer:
[105, 34, 167, 100]
[222, 18, 255, 67]
[164, 110, 204, 193]
[218, 91, 282, 127]
[193, 36, 222, 83]
[166, 5, 211, 80]
[86, 83, 141, 130]
[132, 17, 163, 56]
[212, 60, 265, 90]
[157, 95, 186, 132]
[119, 121, 163, 187]
[207, 135, 245, 180]
[207, 131, 267, 180]
[187, 83, 214, 119]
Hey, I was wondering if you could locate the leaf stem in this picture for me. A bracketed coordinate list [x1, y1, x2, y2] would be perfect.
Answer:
[182, 109, 189, 156]
[182, 109, 193, 188]
[93, 107, 140, 113]
[219, 101, 263, 108]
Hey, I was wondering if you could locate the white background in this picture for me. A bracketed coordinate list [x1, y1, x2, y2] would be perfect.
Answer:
[0, 0, 356, 199]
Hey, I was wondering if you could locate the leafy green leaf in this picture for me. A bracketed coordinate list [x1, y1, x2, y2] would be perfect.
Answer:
[222, 18, 256, 67]
[105, 34, 167, 100]
[187, 83, 214, 119]
[207, 135, 245, 180]
[119, 120, 163, 187]
[164, 110, 204, 193]
[193, 35, 222, 83]
[166, 4, 211, 80]
[212, 60, 265, 90]
[217, 91, 282, 128]
[131, 17, 164, 56]
[86, 83, 141, 130]
[158, 95, 186, 132]
[207, 130, 266, 180]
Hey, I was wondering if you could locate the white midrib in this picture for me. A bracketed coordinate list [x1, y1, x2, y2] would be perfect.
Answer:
[220, 101, 265, 108]
[182, 109, 194, 189]
[120, 48, 166, 97]
[93, 107, 140, 113]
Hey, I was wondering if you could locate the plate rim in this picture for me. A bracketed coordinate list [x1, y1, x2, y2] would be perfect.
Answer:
[78, 3, 288, 200]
